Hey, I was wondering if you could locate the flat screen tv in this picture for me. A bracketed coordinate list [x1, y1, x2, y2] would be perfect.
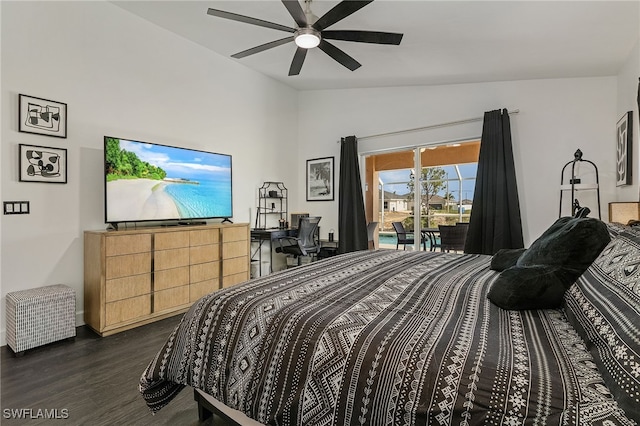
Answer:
[104, 136, 232, 226]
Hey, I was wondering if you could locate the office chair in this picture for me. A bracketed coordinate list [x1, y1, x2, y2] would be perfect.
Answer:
[276, 216, 321, 266]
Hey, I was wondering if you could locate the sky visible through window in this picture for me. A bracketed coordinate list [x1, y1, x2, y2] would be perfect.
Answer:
[379, 163, 477, 202]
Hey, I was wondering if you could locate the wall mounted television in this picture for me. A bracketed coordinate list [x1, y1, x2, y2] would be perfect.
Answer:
[104, 136, 232, 227]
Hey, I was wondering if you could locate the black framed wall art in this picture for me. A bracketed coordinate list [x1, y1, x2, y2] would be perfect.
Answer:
[19, 94, 67, 138]
[616, 111, 633, 186]
[306, 157, 334, 201]
[19, 144, 67, 184]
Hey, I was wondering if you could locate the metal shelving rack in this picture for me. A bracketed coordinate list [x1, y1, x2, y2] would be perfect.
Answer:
[559, 149, 601, 218]
[255, 181, 288, 229]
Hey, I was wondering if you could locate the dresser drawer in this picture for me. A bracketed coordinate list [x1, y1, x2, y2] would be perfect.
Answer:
[154, 286, 189, 312]
[155, 247, 189, 271]
[190, 229, 219, 246]
[190, 279, 219, 302]
[105, 295, 151, 326]
[190, 244, 218, 265]
[105, 275, 151, 303]
[191, 261, 219, 283]
[154, 266, 189, 291]
[223, 256, 248, 277]
[222, 271, 248, 288]
[222, 227, 248, 242]
[223, 240, 248, 259]
[106, 234, 151, 256]
[106, 253, 151, 280]
[155, 231, 189, 250]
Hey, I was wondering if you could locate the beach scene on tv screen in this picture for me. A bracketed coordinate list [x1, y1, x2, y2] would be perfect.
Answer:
[105, 137, 232, 223]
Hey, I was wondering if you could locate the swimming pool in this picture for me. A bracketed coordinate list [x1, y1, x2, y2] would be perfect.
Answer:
[378, 232, 397, 246]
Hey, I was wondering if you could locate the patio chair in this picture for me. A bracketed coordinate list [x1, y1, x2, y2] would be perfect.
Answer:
[392, 222, 414, 250]
[438, 224, 469, 252]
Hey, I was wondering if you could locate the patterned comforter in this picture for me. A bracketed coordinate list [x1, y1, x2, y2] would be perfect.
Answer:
[140, 250, 633, 425]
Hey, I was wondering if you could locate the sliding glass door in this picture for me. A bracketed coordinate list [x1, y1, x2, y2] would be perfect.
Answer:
[364, 140, 479, 250]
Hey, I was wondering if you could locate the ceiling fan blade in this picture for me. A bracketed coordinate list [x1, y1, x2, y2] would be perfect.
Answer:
[281, 0, 307, 28]
[318, 39, 361, 71]
[288, 47, 308, 76]
[322, 30, 403, 45]
[207, 8, 295, 33]
[312, 1, 373, 31]
[232, 37, 294, 59]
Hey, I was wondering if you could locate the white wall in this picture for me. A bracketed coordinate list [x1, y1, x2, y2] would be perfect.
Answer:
[298, 77, 623, 245]
[0, 1, 299, 345]
[616, 38, 640, 201]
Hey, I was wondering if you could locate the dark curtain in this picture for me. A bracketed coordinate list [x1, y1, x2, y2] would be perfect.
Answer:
[338, 136, 368, 254]
[465, 109, 524, 255]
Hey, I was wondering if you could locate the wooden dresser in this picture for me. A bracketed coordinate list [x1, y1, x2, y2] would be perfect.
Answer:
[83, 223, 249, 336]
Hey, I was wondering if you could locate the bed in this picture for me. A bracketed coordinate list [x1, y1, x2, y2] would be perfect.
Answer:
[140, 221, 640, 425]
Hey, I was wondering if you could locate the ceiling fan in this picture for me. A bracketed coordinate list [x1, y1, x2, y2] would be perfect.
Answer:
[206, 0, 403, 76]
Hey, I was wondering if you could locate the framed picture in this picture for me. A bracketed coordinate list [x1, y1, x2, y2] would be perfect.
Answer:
[616, 111, 633, 186]
[19, 144, 67, 184]
[307, 157, 334, 201]
[19, 94, 67, 138]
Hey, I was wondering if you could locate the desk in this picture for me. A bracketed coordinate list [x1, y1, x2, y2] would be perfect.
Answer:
[251, 228, 296, 276]
[318, 239, 339, 259]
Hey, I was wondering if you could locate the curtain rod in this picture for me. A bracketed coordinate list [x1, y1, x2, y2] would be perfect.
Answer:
[339, 109, 519, 142]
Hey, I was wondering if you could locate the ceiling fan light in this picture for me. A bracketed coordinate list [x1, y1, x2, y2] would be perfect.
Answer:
[295, 28, 320, 49]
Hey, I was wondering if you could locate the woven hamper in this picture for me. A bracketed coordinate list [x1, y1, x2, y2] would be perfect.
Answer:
[6, 284, 76, 355]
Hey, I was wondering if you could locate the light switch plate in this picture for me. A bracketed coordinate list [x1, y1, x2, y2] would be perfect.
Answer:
[4, 201, 30, 215]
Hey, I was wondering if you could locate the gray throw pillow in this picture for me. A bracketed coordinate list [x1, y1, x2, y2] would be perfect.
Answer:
[490, 248, 527, 271]
[488, 217, 610, 310]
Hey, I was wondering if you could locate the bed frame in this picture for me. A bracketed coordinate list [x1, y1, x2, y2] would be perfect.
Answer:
[194, 389, 263, 426]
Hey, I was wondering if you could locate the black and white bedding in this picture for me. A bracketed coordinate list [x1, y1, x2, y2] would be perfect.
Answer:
[140, 226, 639, 425]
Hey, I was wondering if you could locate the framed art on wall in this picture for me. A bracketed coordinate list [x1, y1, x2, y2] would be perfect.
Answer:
[307, 157, 334, 201]
[19, 94, 67, 138]
[616, 111, 633, 186]
[19, 144, 67, 184]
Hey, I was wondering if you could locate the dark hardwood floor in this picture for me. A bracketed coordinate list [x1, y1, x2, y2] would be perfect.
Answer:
[1, 315, 230, 425]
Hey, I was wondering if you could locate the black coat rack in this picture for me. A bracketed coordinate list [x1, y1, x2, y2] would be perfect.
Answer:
[559, 149, 601, 219]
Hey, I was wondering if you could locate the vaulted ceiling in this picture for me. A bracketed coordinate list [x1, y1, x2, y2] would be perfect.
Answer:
[112, 1, 640, 91]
